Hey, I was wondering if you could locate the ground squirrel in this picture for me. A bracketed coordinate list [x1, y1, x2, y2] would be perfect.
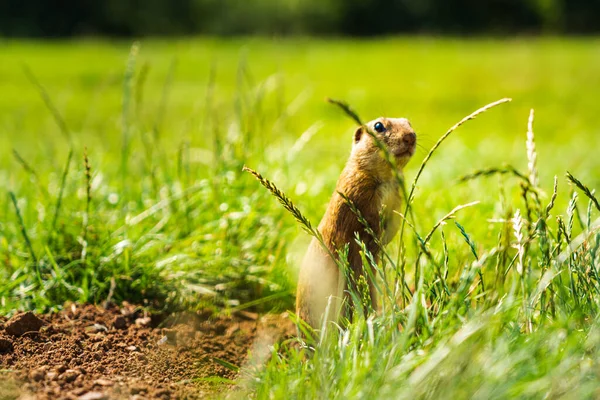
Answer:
[296, 117, 416, 330]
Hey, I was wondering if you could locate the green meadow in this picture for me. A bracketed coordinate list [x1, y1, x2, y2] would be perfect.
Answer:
[1, 38, 600, 397]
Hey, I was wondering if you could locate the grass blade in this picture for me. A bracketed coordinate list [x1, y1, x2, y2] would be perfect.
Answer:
[408, 98, 512, 205]
[399, 98, 512, 256]
[9, 191, 39, 270]
[21, 64, 72, 144]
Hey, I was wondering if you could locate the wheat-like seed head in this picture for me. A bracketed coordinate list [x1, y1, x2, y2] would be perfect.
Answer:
[512, 209, 525, 275]
[566, 171, 600, 213]
[526, 109, 539, 188]
[567, 191, 578, 238]
[84, 147, 92, 208]
[326, 98, 362, 126]
[459, 165, 528, 184]
[545, 176, 558, 217]
[455, 221, 480, 261]
[242, 166, 318, 238]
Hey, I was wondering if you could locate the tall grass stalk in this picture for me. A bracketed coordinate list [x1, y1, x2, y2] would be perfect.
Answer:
[9, 191, 39, 280]
[21, 64, 73, 144]
[81, 147, 92, 262]
[121, 42, 139, 196]
[11, 149, 50, 200]
[399, 98, 512, 251]
[50, 149, 73, 236]
[526, 109, 539, 188]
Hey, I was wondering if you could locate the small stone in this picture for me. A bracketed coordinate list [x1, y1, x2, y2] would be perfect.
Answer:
[157, 336, 168, 345]
[56, 364, 68, 373]
[73, 387, 89, 396]
[93, 378, 114, 387]
[154, 388, 172, 399]
[120, 301, 134, 313]
[78, 392, 108, 400]
[134, 317, 151, 327]
[30, 368, 46, 382]
[4, 312, 44, 336]
[46, 371, 58, 380]
[71, 357, 84, 367]
[126, 345, 138, 352]
[113, 316, 127, 330]
[129, 386, 147, 395]
[86, 324, 108, 333]
[0, 336, 13, 353]
[61, 369, 80, 383]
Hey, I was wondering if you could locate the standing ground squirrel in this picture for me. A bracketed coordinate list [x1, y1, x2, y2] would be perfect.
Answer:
[296, 117, 417, 330]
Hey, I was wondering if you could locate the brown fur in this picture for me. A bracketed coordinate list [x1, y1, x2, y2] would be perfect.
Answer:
[296, 117, 416, 330]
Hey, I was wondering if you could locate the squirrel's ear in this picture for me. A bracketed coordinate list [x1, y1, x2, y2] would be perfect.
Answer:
[354, 126, 364, 143]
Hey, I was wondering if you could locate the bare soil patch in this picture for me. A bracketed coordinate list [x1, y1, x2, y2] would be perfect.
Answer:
[0, 304, 294, 399]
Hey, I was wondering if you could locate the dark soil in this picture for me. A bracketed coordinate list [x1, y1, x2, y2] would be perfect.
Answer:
[0, 303, 294, 399]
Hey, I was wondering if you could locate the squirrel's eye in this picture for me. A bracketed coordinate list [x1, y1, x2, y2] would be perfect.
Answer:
[374, 122, 386, 133]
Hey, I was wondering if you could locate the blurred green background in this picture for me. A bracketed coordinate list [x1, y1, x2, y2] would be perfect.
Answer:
[1, 0, 598, 37]
[2, 38, 599, 188]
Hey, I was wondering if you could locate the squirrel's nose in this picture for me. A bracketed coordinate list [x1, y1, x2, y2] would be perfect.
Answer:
[403, 132, 416, 146]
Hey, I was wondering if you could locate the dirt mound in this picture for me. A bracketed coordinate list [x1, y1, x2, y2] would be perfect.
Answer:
[0, 304, 294, 399]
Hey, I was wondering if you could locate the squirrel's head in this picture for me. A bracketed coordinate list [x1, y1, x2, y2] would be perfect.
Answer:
[352, 117, 417, 172]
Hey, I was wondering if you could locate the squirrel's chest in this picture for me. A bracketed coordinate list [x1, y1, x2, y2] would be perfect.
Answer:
[378, 182, 402, 245]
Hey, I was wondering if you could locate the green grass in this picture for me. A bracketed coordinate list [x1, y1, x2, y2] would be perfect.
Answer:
[1, 37, 600, 397]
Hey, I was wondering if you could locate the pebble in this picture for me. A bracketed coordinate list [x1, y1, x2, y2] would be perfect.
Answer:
[4, 312, 44, 336]
[61, 369, 80, 383]
[157, 336, 168, 345]
[30, 368, 46, 382]
[113, 316, 127, 330]
[46, 371, 58, 380]
[129, 385, 148, 395]
[135, 317, 151, 327]
[93, 378, 114, 387]
[86, 324, 108, 333]
[78, 391, 108, 400]
[0, 336, 14, 353]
